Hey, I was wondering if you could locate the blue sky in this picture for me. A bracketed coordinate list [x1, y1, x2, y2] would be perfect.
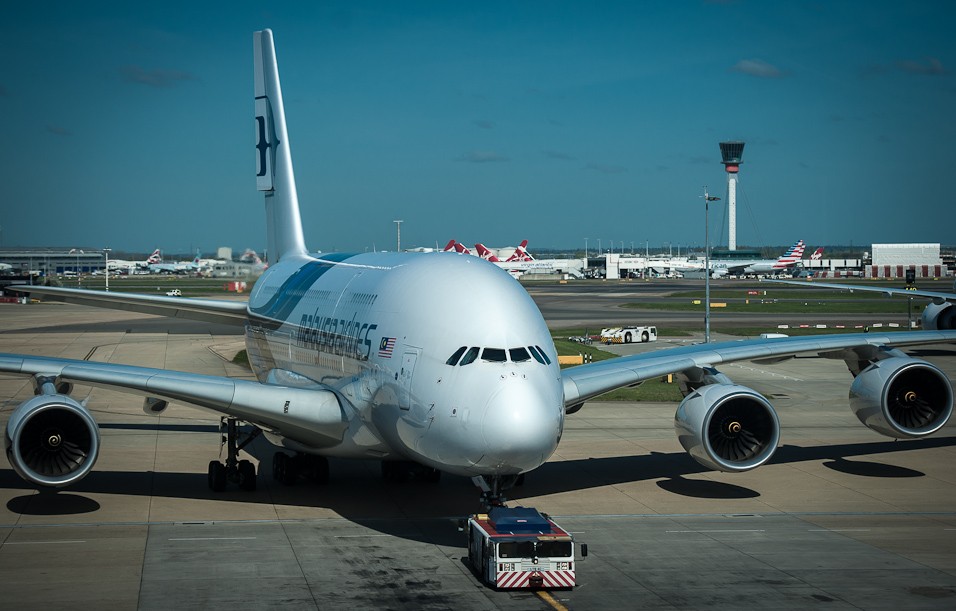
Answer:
[1, 1, 954, 256]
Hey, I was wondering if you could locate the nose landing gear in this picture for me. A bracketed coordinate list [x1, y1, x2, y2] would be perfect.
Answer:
[472, 474, 523, 508]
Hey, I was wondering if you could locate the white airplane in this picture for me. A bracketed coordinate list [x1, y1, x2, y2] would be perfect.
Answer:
[106, 248, 163, 274]
[767, 278, 956, 331]
[3, 30, 956, 506]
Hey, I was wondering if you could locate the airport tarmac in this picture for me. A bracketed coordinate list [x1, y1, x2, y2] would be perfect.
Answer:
[2, 302, 956, 609]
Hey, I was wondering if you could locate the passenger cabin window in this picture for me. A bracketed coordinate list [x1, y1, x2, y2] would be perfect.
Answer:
[510, 347, 531, 362]
[459, 346, 480, 366]
[481, 348, 507, 362]
[446, 346, 467, 366]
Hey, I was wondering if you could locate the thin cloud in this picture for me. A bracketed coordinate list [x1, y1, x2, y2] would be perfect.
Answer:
[120, 65, 196, 88]
[473, 119, 495, 129]
[455, 150, 509, 163]
[730, 59, 784, 78]
[585, 163, 627, 174]
[896, 57, 948, 75]
[542, 150, 576, 161]
[47, 125, 73, 137]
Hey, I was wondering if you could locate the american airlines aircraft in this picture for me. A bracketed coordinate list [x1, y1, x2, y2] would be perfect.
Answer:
[3, 30, 956, 506]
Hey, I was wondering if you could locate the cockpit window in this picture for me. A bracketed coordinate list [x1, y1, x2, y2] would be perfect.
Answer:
[459, 346, 480, 366]
[534, 345, 552, 365]
[481, 347, 507, 362]
[446, 346, 467, 366]
[528, 345, 546, 364]
[510, 347, 531, 362]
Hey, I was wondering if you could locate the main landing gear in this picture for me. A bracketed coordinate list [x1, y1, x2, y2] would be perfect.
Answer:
[206, 418, 331, 491]
[272, 451, 329, 486]
[207, 417, 262, 492]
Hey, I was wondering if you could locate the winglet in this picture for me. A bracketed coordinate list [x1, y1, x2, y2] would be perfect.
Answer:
[254, 29, 308, 262]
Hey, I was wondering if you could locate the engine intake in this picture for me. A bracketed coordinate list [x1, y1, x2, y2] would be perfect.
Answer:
[4, 394, 100, 487]
[675, 384, 780, 472]
[849, 357, 953, 438]
[922, 302, 956, 330]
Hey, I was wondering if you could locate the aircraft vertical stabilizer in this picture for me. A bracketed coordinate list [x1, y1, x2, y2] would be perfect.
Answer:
[254, 29, 308, 263]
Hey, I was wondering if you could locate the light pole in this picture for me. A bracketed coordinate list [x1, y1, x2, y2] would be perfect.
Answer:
[103, 248, 111, 292]
[393, 220, 403, 252]
[702, 187, 721, 343]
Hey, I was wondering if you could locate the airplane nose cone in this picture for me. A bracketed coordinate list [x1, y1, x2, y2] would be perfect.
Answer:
[480, 379, 562, 473]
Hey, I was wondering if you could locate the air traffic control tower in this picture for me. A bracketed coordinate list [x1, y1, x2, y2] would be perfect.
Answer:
[719, 140, 745, 251]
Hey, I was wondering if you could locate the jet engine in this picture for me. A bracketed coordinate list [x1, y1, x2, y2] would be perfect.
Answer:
[921, 302, 956, 330]
[849, 356, 953, 438]
[675, 383, 780, 472]
[4, 394, 100, 487]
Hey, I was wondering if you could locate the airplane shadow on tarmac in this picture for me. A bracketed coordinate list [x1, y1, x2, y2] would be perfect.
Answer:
[4, 434, 954, 546]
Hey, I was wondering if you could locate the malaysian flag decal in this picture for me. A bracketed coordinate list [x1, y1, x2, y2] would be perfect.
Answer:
[379, 337, 396, 358]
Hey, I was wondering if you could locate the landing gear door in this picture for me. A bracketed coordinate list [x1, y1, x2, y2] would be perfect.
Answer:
[399, 350, 418, 410]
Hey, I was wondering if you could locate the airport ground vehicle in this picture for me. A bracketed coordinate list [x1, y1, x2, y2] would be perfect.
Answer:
[466, 506, 584, 589]
[600, 325, 657, 344]
[165, 289, 182, 296]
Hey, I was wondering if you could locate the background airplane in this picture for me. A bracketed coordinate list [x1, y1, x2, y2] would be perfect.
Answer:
[769, 277, 956, 331]
[3, 30, 956, 508]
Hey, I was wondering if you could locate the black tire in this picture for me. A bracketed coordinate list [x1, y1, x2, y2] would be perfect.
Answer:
[304, 455, 330, 485]
[238, 459, 257, 491]
[624, 332, 632, 344]
[641, 331, 649, 343]
[272, 451, 285, 481]
[209, 460, 227, 492]
[207, 460, 218, 489]
[279, 454, 298, 485]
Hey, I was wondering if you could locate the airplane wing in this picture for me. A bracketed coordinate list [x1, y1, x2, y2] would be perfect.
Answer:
[765, 279, 956, 305]
[9, 285, 249, 326]
[561, 330, 956, 406]
[0, 351, 347, 487]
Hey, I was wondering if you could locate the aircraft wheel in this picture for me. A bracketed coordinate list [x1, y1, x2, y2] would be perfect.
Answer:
[208, 460, 227, 492]
[238, 459, 257, 491]
[273, 451, 288, 482]
[311, 456, 329, 485]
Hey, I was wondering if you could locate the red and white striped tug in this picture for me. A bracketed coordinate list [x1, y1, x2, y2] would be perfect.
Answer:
[465, 506, 585, 589]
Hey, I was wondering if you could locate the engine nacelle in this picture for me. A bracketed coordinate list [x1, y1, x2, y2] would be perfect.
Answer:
[849, 357, 953, 439]
[4, 394, 100, 488]
[675, 384, 780, 472]
[921, 302, 956, 330]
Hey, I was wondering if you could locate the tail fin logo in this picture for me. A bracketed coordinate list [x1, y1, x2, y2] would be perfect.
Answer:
[255, 98, 278, 191]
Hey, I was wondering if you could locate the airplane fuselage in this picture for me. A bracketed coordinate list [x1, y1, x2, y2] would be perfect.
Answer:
[244, 251, 565, 478]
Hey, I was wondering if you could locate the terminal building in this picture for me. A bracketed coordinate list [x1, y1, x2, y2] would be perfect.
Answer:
[0, 249, 106, 276]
